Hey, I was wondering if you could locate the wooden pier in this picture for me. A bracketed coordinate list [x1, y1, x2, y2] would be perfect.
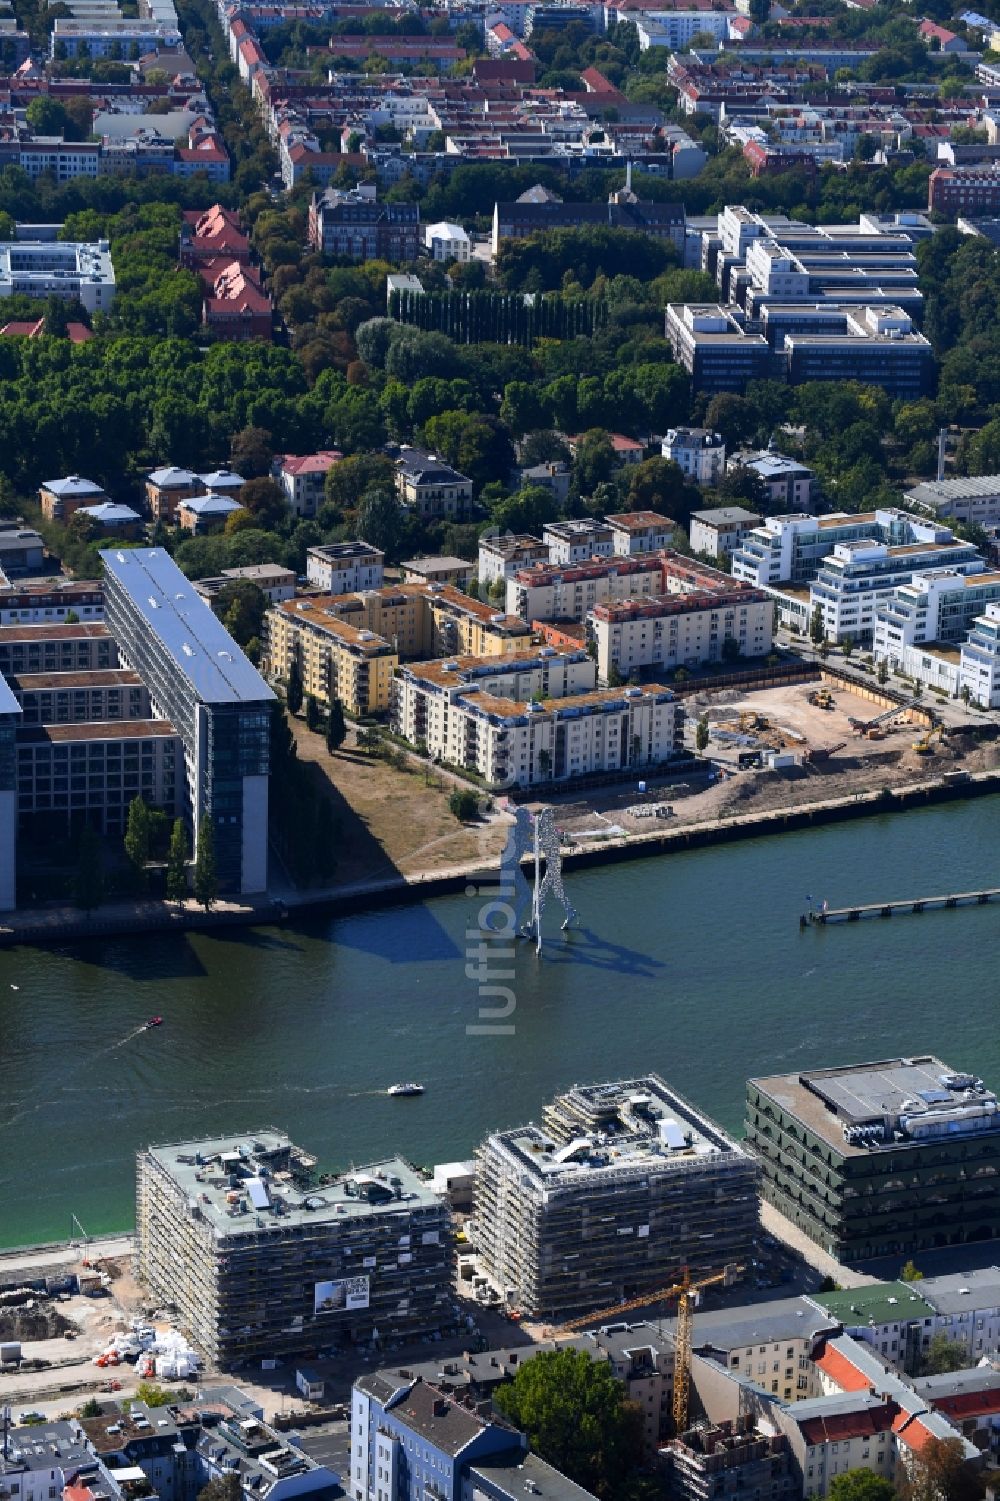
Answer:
[808, 889, 1000, 924]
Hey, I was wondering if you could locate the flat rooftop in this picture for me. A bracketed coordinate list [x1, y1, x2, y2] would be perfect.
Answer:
[751, 1057, 1000, 1155]
[143, 1130, 444, 1239]
[10, 669, 142, 691]
[489, 1074, 750, 1186]
[100, 548, 275, 708]
[0, 623, 110, 642]
[308, 542, 384, 562]
[908, 477, 1000, 505]
[401, 646, 587, 689]
[18, 719, 177, 744]
[692, 507, 762, 526]
[809, 1281, 936, 1326]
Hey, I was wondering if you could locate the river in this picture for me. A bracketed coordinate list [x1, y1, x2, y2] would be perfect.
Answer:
[1, 796, 998, 1249]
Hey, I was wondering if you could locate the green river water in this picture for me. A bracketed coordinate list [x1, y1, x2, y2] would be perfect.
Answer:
[1, 796, 998, 1248]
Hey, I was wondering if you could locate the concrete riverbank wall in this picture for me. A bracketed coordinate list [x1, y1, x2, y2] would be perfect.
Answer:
[3, 767, 998, 946]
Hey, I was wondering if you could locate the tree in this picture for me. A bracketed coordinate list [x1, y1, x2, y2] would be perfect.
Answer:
[449, 788, 479, 821]
[286, 659, 303, 715]
[356, 488, 407, 560]
[809, 605, 825, 646]
[325, 453, 396, 511]
[493, 1348, 644, 1498]
[305, 694, 320, 732]
[721, 636, 740, 663]
[842, 636, 855, 660]
[326, 698, 347, 754]
[719, 464, 767, 511]
[923, 1333, 968, 1375]
[898, 1436, 982, 1501]
[229, 426, 274, 478]
[73, 824, 104, 912]
[193, 815, 218, 912]
[135, 1382, 171, 1409]
[900, 1259, 923, 1282]
[877, 658, 889, 685]
[165, 818, 188, 904]
[828, 1473, 895, 1501]
[354, 316, 398, 370]
[696, 714, 709, 752]
[124, 795, 152, 886]
[235, 477, 286, 531]
[26, 96, 68, 136]
[216, 580, 266, 653]
[196, 1476, 242, 1501]
[626, 457, 696, 525]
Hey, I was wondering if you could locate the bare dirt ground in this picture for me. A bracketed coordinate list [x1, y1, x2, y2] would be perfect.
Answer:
[549, 681, 1000, 843]
[287, 718, 508, 887]
[0, 1265, 141, 1410]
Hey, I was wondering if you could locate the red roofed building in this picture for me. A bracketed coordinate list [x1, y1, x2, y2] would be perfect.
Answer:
[175, 125, 230, 182]
[580, 66, 625, 98]
[64, 1484, 96, 1501]
[814, 1340, 879, 1394]
[180, 204, 249, 266]
[203, 261, 272, 342]
[275, 450, 343, 517]
[1, 318, 92, 342]
[744, 140, 819, 177]
[473, 56, 536, 83]
[919, 19, 966, 50]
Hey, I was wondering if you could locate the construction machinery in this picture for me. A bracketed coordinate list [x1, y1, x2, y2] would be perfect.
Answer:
[808, 689, 834, 710]
[552, 1262, 744, 1434]
[913, 724, 946, 755]
[848, 696, 922, 736]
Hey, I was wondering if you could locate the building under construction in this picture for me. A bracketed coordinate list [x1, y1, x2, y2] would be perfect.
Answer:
[663, 1421, 799, 1501]
[136, 1130, 454, 1368]
[473, 1076, 759, 1319]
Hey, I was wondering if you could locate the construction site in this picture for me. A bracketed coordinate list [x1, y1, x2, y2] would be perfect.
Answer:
[545, 674, 1000, 843]
[472, 1075, 760, 1323]
[135, 1130, 457, 1370]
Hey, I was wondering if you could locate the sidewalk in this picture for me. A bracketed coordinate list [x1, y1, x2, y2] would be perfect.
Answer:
[0, 893, 272, 946]
[4, 765, 1000, 946]
[760, 1202, 876, 1290]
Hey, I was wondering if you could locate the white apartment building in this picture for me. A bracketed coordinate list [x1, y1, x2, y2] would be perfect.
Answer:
[508, 555, 663, 623]
[874, 567, 1000, 695]
[543, 519, 614, 566]
[732, 508, 961, 590]
[606, 511, 673, 556]
[635, 10, 731, 47]
[478, 532, 549, 587]
[690, 506, 762, 560]
[50, 16, 178, 54]
[393, 646, 595, 736]
[393, 655, 683, 788]
[960, 602, 1000, 707]
[0, 239, 116, 311]
[589, 586, 774, 682]
[424, 221, 471, 261]
[809, 534, 983, 644]
[274, 451, 342, 518]
[305, 542, 385, 595]
[905, 475, 1000, 527]
[662, 427, 726, 486]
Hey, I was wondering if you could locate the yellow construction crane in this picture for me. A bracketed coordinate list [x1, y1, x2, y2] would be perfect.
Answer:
[552, 1262, 744, 1435]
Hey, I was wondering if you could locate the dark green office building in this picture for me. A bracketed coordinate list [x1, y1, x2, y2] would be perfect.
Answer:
[746, 1056, 1000, 1263]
